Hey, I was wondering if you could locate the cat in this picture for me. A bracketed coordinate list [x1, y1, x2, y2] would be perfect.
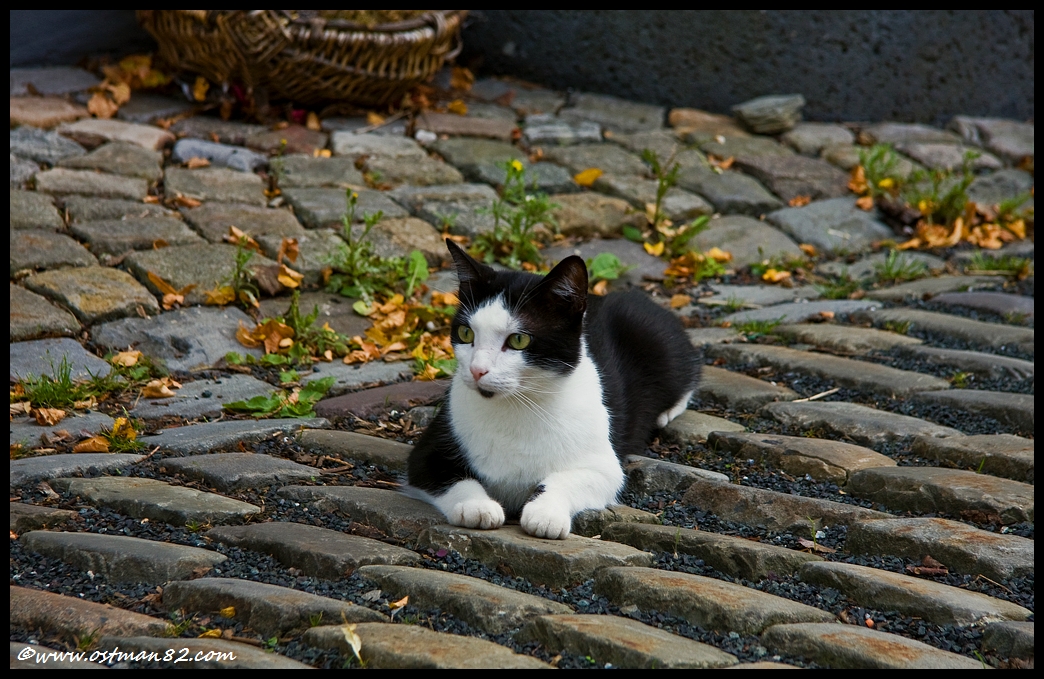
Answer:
[404, 239, 700, 539]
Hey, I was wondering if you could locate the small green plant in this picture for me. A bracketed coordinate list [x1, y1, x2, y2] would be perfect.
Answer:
[13, 357, 91, 409]
[165, 613, 194, 638]
[883, 320, 912, 335]
[102, 415, 146, 453]
[641, 147, 681, 233]
[806, 516, 822, 551]
[965, 252, 1033, 279]
[721, 295, 746, 313]
[902, 151, 979, 227]
[976, 456, 988, 474]
[309, 612, 324, 628]
[185, 519, 202, 533]
[815, 273, 862, 300]
[227, 236, 261, 309]
[1003, 310, 1030, 325]
[873, 249, 929, 284]
[326, 192, 397, 301]
[74, 628, 101, 652]
[750, 252, 810, 279]
[224, 376, 335, 419]
[859, 144, 903, 197]
[431, 211, 458, 232]
[472, 160, 559, 270]
[734, 317, 785, 339]
[281, 290, 353, 364]
[586, 252, 634, 285]
[951, 371, 973, 389]
[264, 636, 279, 652]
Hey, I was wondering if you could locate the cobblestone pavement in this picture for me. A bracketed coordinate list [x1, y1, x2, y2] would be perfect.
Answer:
[9, 66, 1034, 669]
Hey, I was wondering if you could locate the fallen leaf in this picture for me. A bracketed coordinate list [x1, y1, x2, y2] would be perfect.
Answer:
[339, 623, 363, 663]
[10, 402, 32, 417]
[143, 195, 161, 204]
[670, 294, 692, 309]
[306, 112, 322, 131]
[87, 91, 119, 119]
[223, 226, 262, 252]
[906, 565, 949, 577]
[389, 595, 409, 611]
[762, 268, 792, 283]
[193, 76, 210, 102]
[644, 241, 665, 257]
[220, 606, 236, 618]
[366, 111, 385, 126]
[573, 167, 603, 187]
[72, 398, 97, 411]
[276, 238, 300, 264]
[73, 436, 110, 453]
[447, 99, 468, 116]
[450, 66, 474, 91]
[277, 264, 304, 288]
[848, 165, 868, 194]
[704, 247, 732, 263]
[818, 310, 835, 320]
[142, 380, 176, 399]
[797, 538, 837, 554]
[171, 194, 202, 208]
[788, 195, 812, 207]
[865, 618, 875, 629]
[922, 555, 946, 569]
[313, 148, 332, 158]
[591, 279, 609, 296]
[855, 195, 875, 211]
[185, 156, 211, 169]
[798, 243, 819, 257]
[877, 177, 895, 189]
[204, 286, 236, 306]
[198, 629, 222, 639]
[33, 408, 66, 426]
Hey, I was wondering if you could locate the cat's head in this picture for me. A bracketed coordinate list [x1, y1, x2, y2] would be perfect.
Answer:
[446, 240, 588, 399]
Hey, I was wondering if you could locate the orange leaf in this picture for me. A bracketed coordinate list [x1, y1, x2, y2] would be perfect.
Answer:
[112, 350, 143, 367]
[142, 380, 176, 399]
[193, 76, 210, 102]
[205, 286, 236, 306]
[573, 168, 603, 187]
[855, 195, 875, 211]
[450, 66, 475, 91]
[762, 268, 792, 283]
[447, 99, 468, 116]
[306, 112, 322, 131]
[224, 226, 261, 252]
[277, 238, 300, 264]
[161, 293, 184, 310]
[670, 294, 692, 309]
[172, 194, 202, 208]
[147, 271, 178, 295]
[848, 165, 868, 194]
[788, 195, 812, 207]
[277, 265, 304, 289]
[236, 322, 262, 348]
[414, 364, 441, 381]
[87, 91, 119, 119]
[798, 243, 818, 257]
[591, 279, 609, 296]
[366, 111, 386, 126]
[73, 436, 110, 453]
[33, 408, 66, 426]
[704, 247, 732, 263]
[185, 157, 210, 169]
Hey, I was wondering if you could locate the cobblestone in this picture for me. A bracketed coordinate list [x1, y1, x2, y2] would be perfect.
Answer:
[773, 323, 922, 354]
[766, 197, 892, 254]
[624, 456, 730, 494]
[9, 285, 80, 341]
[762, 401, 963, 447]
[9, 586, 172, 639]
[10, 230, 97, 275]
[10, 126, 86, 165]
[35, 167, 148, 200]
[69, 216, 204, 256]
[692, 215, 801, 267]
[163, 453, 320, 491]
[911, 434, 1033, 484]
[58, 141, 163, 182]
[123, 242, 277, 307]
[278, 485, 444, 542]
[913, 389, 1033, 433]
[181, 201, 305, 242]
[709, 431, 895, 485]
[697, 366, 798, 410]
[23, 266, 159, 324]
[163, 167, 265, 205]
[297, 430, 411, 470]
[145, 419, 325, 455]
[58, 118, 174, 151]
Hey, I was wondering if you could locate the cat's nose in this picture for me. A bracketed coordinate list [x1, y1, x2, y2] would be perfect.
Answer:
[470, 366, 488, 382]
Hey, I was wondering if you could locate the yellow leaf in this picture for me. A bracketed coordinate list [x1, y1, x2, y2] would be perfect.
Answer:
[447, 99, 468, 116]
[389, 595, 409, 610]
[111, 417, 136, 440]
[142, 380, 176, 399]
[306, 112, 322, 131]
[277, 264, 304, 288]
[788, 195, 812, 207]
[73, 436, 110, 453]
[277, 238, 300, 264]
[877, 177, 895, 189]
[670, 294, 692, 309]
[1005, 219, 1026, 239]
[205, 286, 236, 306]
[87, 91, 119, 119]
[198, 629, 222, 639]
[855, 196, 875, 211]
[591, 279, 609, 296]
[848, 165, 868, 194]
[415, 363, 441, 381]
[112, 350, 143, 367]
[798, 243, 818, 257]
[236, 322, 262, 348]
[573, 168, 603, 187]
[762, 268, 792, 283]
[185, 156, 210, 169]
[704, 247, 732, 263]
[193, 76, 210, 102]
[366, 111, 385, 126]
[450, 66, 475, 91]
[220, 606, 236, 618]
[339, 623, 363, 663]
[644, 241, 665, 257]
[10, 401, 31, 417]
[33, 408, 66, 426]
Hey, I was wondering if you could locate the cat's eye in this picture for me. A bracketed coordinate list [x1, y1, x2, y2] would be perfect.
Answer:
[457, 325, 474, 343]
[507, 333, 531, 350]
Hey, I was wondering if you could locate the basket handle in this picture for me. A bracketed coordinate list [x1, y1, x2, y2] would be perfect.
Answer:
[425, 11, 463, 59]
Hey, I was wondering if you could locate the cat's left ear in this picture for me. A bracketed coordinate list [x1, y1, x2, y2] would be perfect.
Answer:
[540, 256, 588, 314]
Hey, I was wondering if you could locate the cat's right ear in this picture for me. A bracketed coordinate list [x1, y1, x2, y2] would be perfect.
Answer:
[446, 239, 492, 287]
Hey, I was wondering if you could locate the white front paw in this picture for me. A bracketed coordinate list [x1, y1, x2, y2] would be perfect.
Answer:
[448, 498, 505, 530]
[521, 498, 571, 540]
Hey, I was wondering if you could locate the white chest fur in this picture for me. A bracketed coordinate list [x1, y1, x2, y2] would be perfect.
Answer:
[448, 343, 618, 510]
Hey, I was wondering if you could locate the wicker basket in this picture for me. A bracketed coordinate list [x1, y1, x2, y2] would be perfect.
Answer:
[137, 10, 467, 107]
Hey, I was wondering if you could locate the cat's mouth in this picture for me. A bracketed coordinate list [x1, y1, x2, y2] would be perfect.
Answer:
[477, 387, 496, 399]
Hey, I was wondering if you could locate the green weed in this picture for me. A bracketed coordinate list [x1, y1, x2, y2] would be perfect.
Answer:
[641, 147, 680, 234]
[1003, 310, 1030, 325]
[815, 273, 862, 300]
[224, 376, 335, 419]
[951, 371, 973, 389]
[859, 144, 903, 197]
[883, 320, 912, 335]
[472, 161, 559, 270]
[227, 236, 261, 310]
[721, 295, 746, 312]
[586, 252, 634, 285]
[902, 151, 979, 227]
[734, 317, 785, 339]
[873, 249, 929, 284]
[965, 252, 1033, 279]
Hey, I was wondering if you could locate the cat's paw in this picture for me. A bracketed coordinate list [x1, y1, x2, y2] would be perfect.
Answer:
[448, 498, 505, 530]
[521, 498, 571, 540]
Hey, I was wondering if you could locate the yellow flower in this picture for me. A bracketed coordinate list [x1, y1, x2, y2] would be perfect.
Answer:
[510, 159, 524, 172]
[877, 178, 895, 189]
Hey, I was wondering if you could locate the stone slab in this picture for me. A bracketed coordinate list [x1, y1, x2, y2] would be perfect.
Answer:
[594, 567, 834, 636]
[314, 380, 448, 420]
[163, 578, 385, 638]
[115, 93, 194, 124]
[734, 155, 849, 203]
[10, 189, 64, 231]
[761, 622, 985, 669]
[10, 126, 86, 165]
[330, 131, 427, 159]
[303, 622, 550, 668]
[782, 123, 856, 155]
[270, 153, 365, 188]
[624, 455, 730, 494]
[9, 286, 81, 341]
[700, 283, 820, 308]
[23, 265, 159, 324]
[278, 485, 444, 543]
[362, 153, 464, 187]
[388, 182, 499, 213]
[148, 373, 242, 435]
[518, 614, 738, 668]
[522, 114, 602, 145]
[866, 308, 1034, 356]
[344, 216, 447, 266]
[10, 67, 100, 96]
[92, 305, 263, 372]
[245, 125, 329, 155]
[931, 291, 1033, 319]
[11, 155, 36, 185]
[34, 168, 147, 200]
[897, 141, 1001, 172]
[799, 561, 1031, 625]
[709, 431, 895, 485]
[965, 168, 1035, 213]
[58, 118, 174, 151]
[123, 242, 277, 307]
[982, 621, 1034, 660]
[417, 525, 654, 588]
[144, 419, 324, 455]
[680, 476, 893, 532]
[700, 136, 794, 160]
[10, 96, 89, 128]
[170, 117, 266, 146]
[697, 365, 798, 411]
[608, 129, 686, 158]
[95, 636, 311, 669]
[205, 522, 419, 579]
[863, 122, 963, 146]
[180, 201, 305, 243]
[559, 92, 665, 133]
[865, 276, 1000, 301]
[766, 197, 893, 255]
[818, 250, 946, 280]
[913, 389, 1033, 433]
[846, 517, 1034, 581]
[602, 522, 823, 580]
[429, 138, 524, 177]
[570, 504, 661, 538]
[911, 434, 1033, 484]
[68, 217, 204, 256]
[415, 111, 517, 141]
[543, 143, 648, 177]
[255, 229, 342, 284]
[593, 173, 713, 221]
[298, 361, 415, 399]
[10, 230, 97, 275]
[358, 564, 570, 634]
[170, 138, 267, 173]
[951, 117, 1035, 163]
[547, 192, 646, 238]
[9, 585, 172, 639]
[162, 453, 320, 491]
[774, 323, 922, 355]
[661, 409, 746, 444]
[20, 531, 226, 584]
[9, 503, 76, 533]
[669, 108, 750, 140]
[692, 215, 801, 268]
[297, 430, 411, 470]
[732, 94, 805, 134]
[163, 167, 265, 205]
[686, 327, 742, 347]
[63, 196, 176, 222]
[281, 187, 408, 229]
[58, 141, 163, 182]
[256, 291, 372, 341]
[52, 476, 260, 526]
[10, 412, 116, 451]
[708, 342, 949, 396]
[9, 336, 110, 382]
[761, 401, 963, 448]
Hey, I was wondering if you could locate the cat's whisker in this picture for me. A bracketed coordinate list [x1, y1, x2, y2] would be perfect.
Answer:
[511, 391, 558, 431]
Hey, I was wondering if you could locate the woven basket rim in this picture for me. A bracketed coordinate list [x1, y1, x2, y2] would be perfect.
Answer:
[178, 9, 465, 34]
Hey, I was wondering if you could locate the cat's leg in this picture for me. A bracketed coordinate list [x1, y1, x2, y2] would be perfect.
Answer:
[433, 479, 505, 529]
[521, 459, 625, 539]
[656, 389, 693, 428]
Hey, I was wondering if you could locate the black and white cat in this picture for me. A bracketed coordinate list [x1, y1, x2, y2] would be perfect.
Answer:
[405, 240, 700, 539]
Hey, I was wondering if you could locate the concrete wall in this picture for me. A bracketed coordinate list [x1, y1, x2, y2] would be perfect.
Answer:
[459, 10, 1034, 125]
[11, 10, 1034, 125]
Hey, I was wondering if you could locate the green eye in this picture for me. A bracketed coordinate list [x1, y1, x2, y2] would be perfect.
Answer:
[457, 325, 474, 343]
[507, 333, 531, 350]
